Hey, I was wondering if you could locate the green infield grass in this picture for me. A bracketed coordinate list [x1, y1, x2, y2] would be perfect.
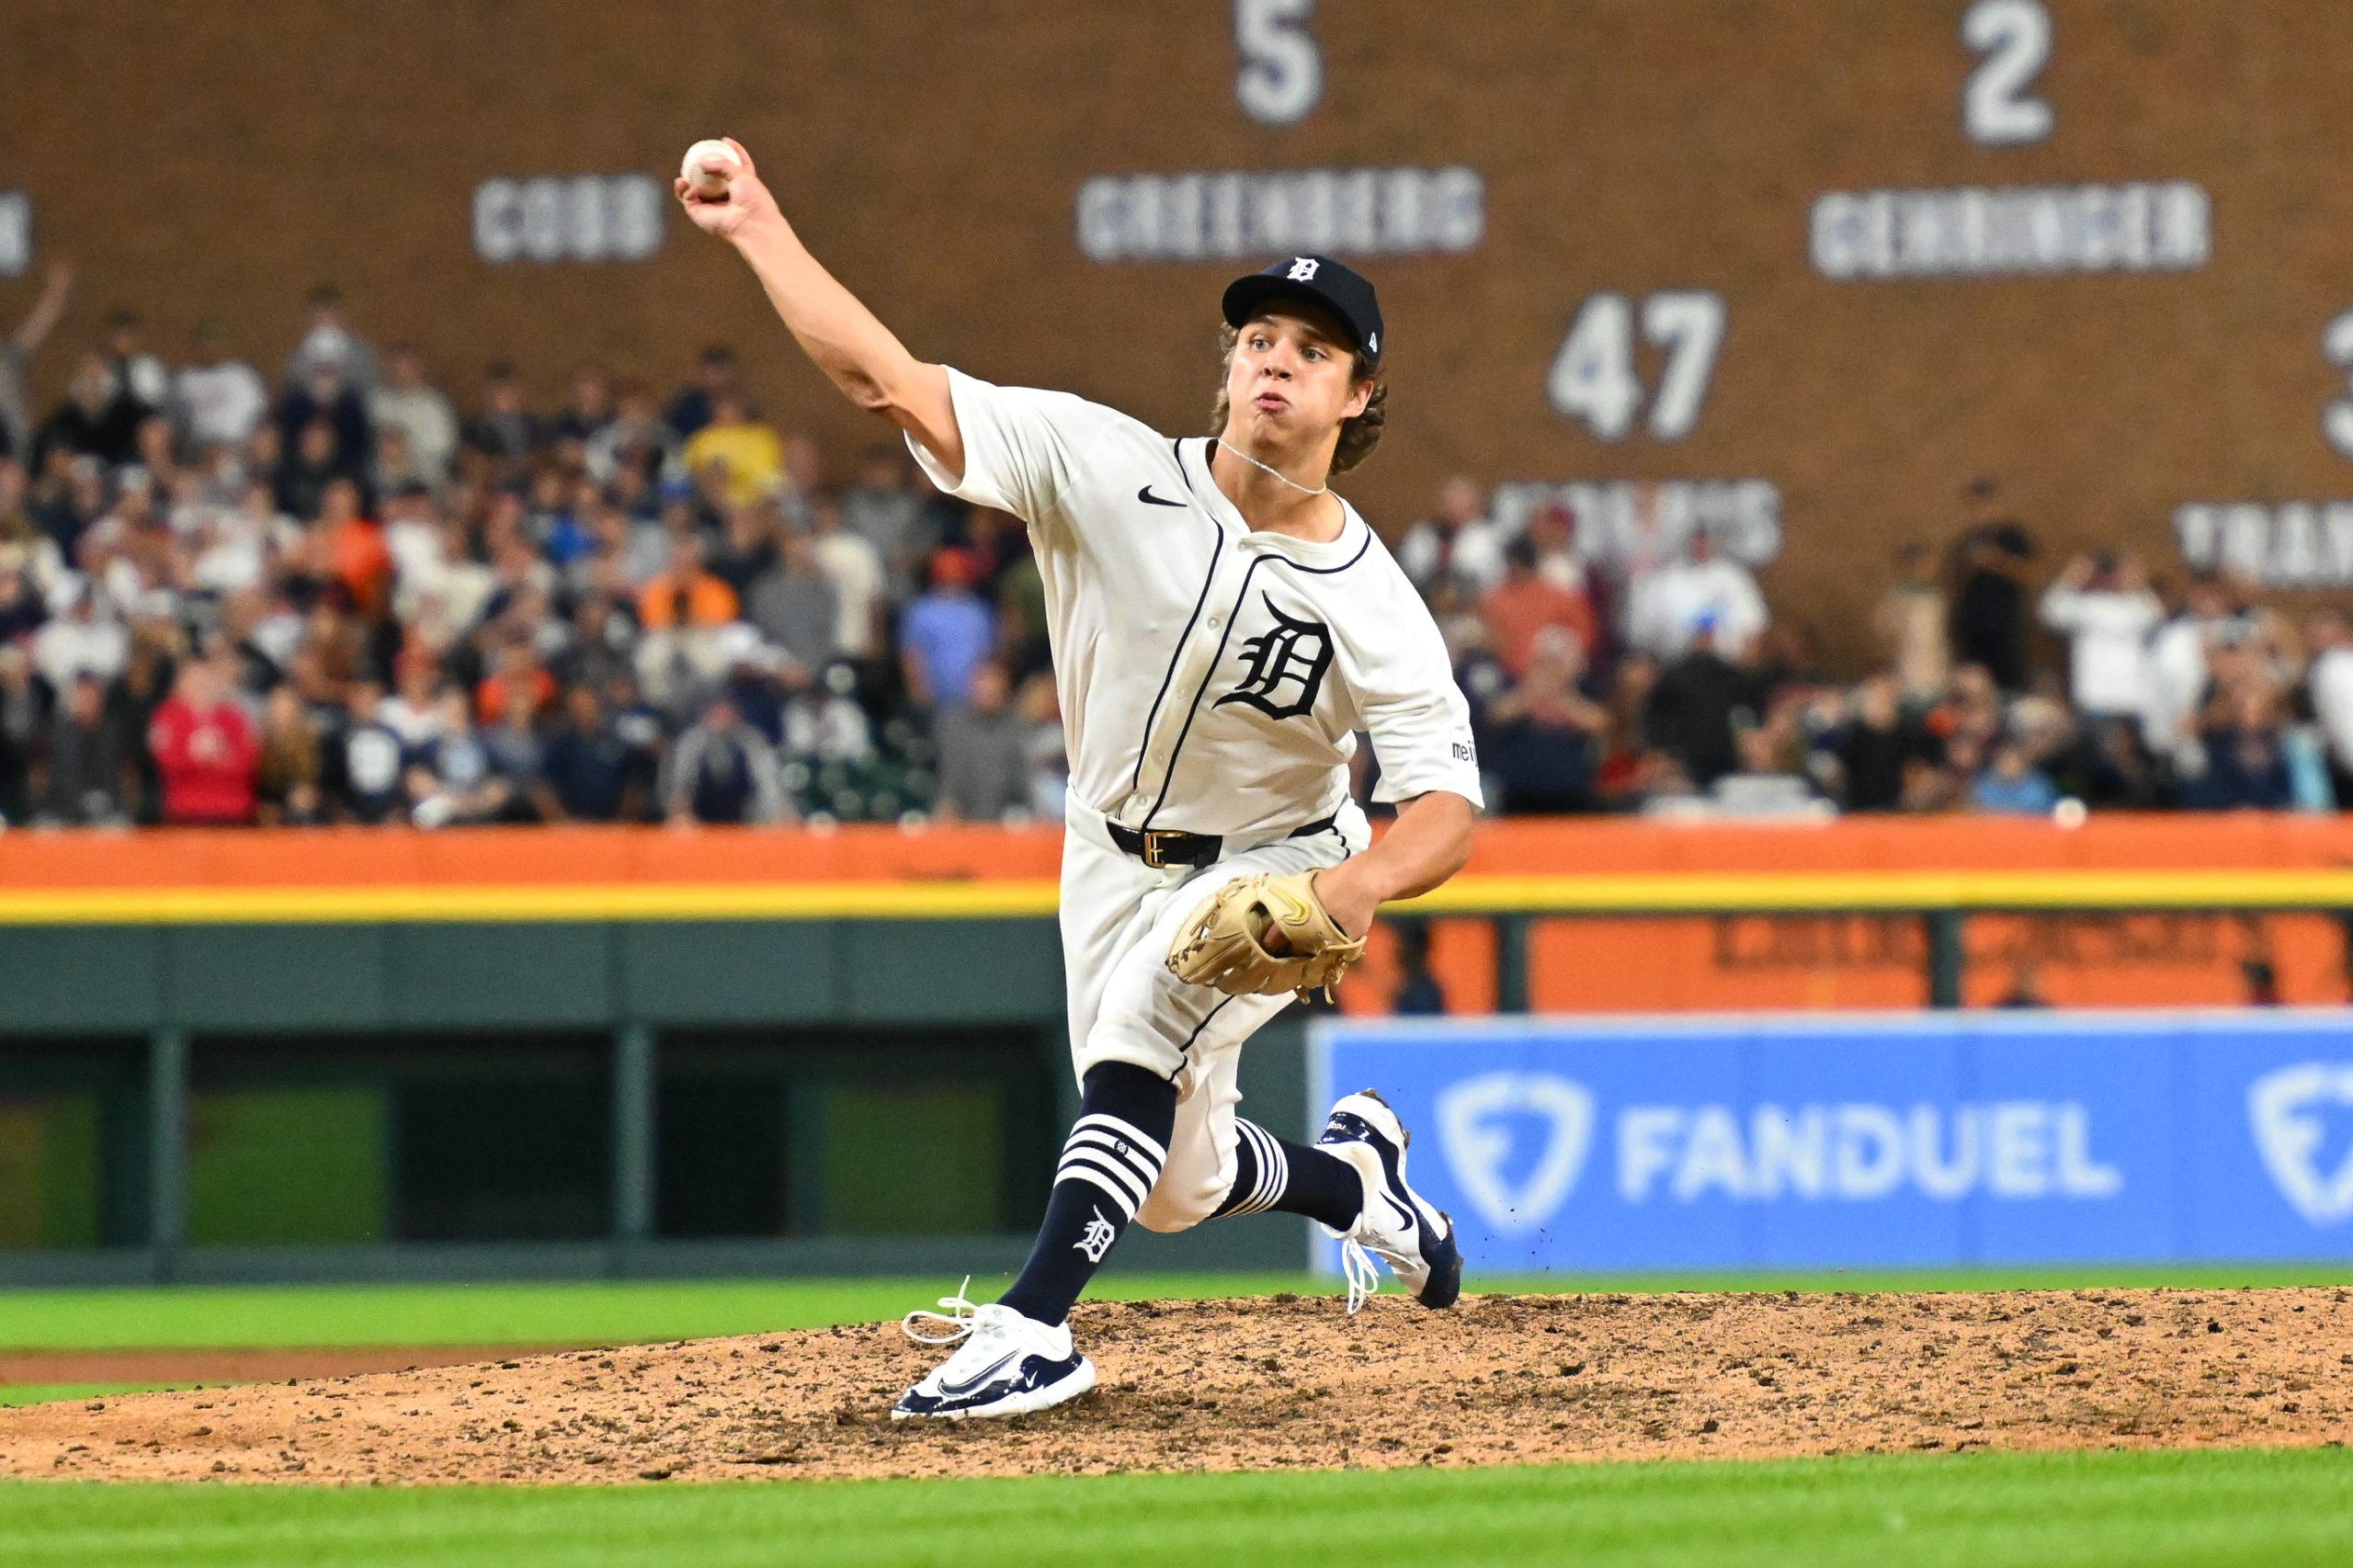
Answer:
[0, 1263, 2345, 1353]
[0, 1448, 2347, 1567]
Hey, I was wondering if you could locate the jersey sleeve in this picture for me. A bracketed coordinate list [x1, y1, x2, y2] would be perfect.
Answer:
[1344, 561, 1486, 810]
[903, 368, 1119, 532]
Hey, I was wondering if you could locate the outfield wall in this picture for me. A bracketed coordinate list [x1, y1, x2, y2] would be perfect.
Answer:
[1313, 1010, 2353, 1275]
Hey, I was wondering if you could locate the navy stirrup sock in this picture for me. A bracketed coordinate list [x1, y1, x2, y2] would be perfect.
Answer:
[997, 1062, 1177, 1326]
[1212, 1118, 1363, 1231]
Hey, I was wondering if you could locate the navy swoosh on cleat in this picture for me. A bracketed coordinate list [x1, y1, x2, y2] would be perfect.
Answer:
[1381, 1191, 1416, 1232]
[938, 1351, 1019, 1398]
[1137, 485, 1186, 507]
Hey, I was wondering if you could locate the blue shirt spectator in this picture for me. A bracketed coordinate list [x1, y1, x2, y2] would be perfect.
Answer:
[900, 547, 995, 713]
[1970, 741, 2059, 814]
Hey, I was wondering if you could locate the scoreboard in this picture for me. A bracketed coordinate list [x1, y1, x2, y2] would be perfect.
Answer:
[10, 0, 2353, 663]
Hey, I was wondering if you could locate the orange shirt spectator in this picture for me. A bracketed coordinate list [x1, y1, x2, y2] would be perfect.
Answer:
[1482, 540, 1597, 678]
[638, 538, 740, 631]
[319, 479, 392, 618]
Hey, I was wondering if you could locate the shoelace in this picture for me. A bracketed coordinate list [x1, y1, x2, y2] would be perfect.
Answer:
[1340, 1240, 1382, 1314]
[901, 1277, 980, 1345]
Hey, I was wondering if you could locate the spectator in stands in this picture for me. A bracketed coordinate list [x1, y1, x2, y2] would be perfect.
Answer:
[664, 344, 740, 439]
[663, 695, 788, 824]
[276, 356, 372, 482]
[369, 343, 459, 485]
[681, 393, 783, 508]
[42, 672, 129, 824]
[406, 688, 511, 827]
[171, 318, 268, 454]
[584, 380, 674, 490]
[1834, 674, 1920, 812]
[1712, 711, 1823, 818]
[843, 443, 933, 603]
[745, 525, 839, 680]
[2040, 551, 2161, 768]
[2143, 572, 2240, 771]
[333, 677, 407, 824]
[1, 262, 73, 463]
[254, 682, 322, 824]
[1480, 627, 1604, 813]
[900, 547, 994, 717]
[481, 684, 549, 817]
[934, 657, 1029, 822]
[1876, 542, 1949, 705]
[806, 494, 885, 671]
[32, 578, 128, 692]
[147, 654, 259, 824]
[2308, 611, 2353, 804]
[102, 309, 171, 413]
[1969, 737, 2059, 814]
[0, 643, 40, 821]
[1397, 475, 1506, 597]
[2188, 685, 2291, 811]
[1017, 671, 1068, 820]
[1947, 490, 2034, 692]
[463, 361, 540, 476]
[0, 548, 43, 645]
[551, 363, 614, 449]
[1643, 614, 1754, 789]
[1626, 532, 1767, 664]
[1481, 537, 1596, 679]
[539, 684, 634, 823]
[37, 352, 145, 472]
[282, 284, 381, 395]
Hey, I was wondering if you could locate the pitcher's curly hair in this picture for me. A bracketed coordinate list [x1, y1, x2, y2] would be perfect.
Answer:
[1206, 322, 1388, 475]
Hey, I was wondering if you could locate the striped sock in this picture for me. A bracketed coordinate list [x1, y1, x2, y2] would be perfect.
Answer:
[1212, 1119, 1362, 1231]
[997, 1062, 1176, 1326]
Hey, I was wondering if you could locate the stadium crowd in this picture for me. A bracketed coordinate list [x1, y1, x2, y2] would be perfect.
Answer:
[3, 263, 2350, 829]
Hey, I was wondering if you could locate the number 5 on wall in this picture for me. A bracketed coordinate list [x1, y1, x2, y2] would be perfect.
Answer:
[1235, 0, 1322, 127]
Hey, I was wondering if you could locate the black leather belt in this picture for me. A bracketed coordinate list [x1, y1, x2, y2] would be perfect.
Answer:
[1107, 814, 1339, 869]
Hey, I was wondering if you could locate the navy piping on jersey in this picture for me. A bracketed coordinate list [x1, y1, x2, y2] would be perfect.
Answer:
[1137, 440, 1372, 830]
[1168, 994, 1237, 1083]
[1140, 554, 1266, 831]
[1125, 441, 1229, 801]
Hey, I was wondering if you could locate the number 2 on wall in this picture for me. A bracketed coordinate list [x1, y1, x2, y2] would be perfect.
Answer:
[1962, 0, 2054, 145]
[1546, 291, 1726, 443]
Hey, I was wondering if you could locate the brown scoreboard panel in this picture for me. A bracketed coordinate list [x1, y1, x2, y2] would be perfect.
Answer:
[7, 1, 2352, 664]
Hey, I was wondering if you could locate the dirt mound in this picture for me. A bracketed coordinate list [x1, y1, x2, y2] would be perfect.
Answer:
[5, 1288, 2347, 1485]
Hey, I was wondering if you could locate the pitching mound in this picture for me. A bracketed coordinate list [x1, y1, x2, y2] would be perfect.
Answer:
[5, 1288, 2347, 1485]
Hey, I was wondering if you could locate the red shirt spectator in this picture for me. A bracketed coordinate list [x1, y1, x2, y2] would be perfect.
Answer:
[147, 660, 259, 824]
[1482, 539, 1597, 678]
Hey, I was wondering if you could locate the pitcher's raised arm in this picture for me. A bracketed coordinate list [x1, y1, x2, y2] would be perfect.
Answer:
[676, 138, 962, 481]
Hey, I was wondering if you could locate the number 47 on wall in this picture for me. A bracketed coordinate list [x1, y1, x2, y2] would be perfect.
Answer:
[1546, 290, 1726, 442]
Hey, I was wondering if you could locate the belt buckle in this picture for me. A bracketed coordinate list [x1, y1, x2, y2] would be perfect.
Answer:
[1142, 829, 1181, 869]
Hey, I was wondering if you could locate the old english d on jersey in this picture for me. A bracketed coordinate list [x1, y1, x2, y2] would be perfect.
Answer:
[905, 369, 1482, 842]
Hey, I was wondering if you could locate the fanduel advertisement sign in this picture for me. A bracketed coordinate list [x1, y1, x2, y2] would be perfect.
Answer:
[1309, 1011, 2353, 1273]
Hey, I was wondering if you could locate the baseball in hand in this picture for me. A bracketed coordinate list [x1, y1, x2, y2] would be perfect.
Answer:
[679, 139, 742, 199]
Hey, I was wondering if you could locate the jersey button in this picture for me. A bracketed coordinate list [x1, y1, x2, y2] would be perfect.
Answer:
[1207, 613, 1224, 630]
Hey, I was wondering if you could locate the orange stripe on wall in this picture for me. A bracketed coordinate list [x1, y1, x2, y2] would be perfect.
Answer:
[5, 815, 2353, 893]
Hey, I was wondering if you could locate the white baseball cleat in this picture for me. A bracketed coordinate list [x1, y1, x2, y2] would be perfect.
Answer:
[1317, 1089, 1463, 1312]
[891, 1283, 1097, 1420]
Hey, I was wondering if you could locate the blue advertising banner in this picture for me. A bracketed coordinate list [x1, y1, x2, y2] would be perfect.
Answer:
[1307, 1010, 2353, 1274]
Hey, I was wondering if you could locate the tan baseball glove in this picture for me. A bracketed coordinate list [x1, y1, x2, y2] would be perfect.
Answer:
[1165, 870, 1368, 1003]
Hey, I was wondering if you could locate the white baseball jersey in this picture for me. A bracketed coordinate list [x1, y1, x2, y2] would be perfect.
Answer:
[905, 369, 1483, 838]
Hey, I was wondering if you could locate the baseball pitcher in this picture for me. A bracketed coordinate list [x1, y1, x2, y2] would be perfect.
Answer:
[678, 141, 1481, 1420]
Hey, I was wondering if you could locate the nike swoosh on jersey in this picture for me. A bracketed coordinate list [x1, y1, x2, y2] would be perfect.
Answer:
[1137, 485, 1186, 507]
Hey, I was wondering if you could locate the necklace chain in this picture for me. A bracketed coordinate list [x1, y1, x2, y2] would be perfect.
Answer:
[1215, 437, 1329, 498]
